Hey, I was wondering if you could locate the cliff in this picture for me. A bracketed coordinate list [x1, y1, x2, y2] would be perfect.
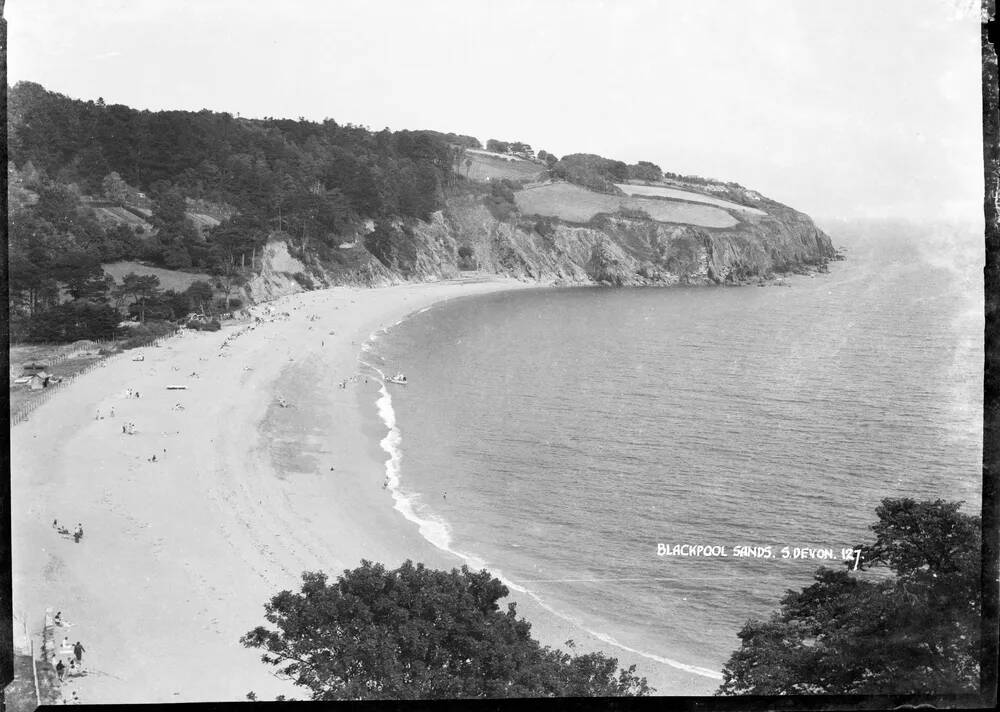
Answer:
[245, 189, 837, 301]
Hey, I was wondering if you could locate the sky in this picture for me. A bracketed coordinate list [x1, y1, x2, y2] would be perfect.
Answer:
[4, 0, 985, 223]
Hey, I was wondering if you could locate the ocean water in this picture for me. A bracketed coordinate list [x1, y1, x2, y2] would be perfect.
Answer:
[358, 223, 983, 680]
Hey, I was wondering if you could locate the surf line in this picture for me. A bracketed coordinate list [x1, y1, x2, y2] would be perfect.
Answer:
[358, 330, 722, 683]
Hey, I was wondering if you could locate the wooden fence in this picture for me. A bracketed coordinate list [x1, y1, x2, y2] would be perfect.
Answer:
[10, 337, 119, 371]
[9, 332, 176, 427]
[10, 307, 262, 427]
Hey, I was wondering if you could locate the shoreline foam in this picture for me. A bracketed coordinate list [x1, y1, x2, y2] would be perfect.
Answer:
[359, 298, 722, 689]
[11, 277, 714, 703]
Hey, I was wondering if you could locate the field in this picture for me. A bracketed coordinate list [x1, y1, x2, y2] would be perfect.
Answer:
[513, 182, 738, 227]
[92, 205, 220, 234]
[185, 212, 222, 234]
[92, 205, 154, 231]
[102, 261, 214, 291]
[615, 183, 768, 215]
[463, 150, 547, 182]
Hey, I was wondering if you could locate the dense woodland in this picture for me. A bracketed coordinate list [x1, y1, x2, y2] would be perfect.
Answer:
[7, 81, 729, 343]
[6, 81, 479, 340]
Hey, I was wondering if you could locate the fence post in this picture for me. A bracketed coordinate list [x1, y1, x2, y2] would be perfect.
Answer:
[30, 638, 40, 707]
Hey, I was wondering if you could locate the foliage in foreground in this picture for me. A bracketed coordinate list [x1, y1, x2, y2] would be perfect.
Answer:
[242, 560, 651, 700]
[716, 498, 982, 696]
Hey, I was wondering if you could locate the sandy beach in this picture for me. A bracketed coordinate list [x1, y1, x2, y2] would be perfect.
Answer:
[11, 277, 714, 703]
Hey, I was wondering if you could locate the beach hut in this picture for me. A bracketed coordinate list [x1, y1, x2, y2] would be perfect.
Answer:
[28, 373, 50, 390]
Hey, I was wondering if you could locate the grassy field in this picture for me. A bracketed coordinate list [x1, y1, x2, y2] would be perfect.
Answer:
[92, 205, 154, 231]
[92, 205, 219, 234]
[102, 261, 214, 291]
[615, 182, 768, 215]
[463, 150, 547, 182]
[186, 212, 222, 234]
[514, 182, 738, 227]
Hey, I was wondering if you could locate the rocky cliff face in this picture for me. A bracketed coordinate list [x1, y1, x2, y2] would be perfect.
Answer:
[245, 192, 837, 301]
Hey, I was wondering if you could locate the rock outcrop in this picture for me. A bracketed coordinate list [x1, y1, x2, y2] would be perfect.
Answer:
[243, 190, 837, 301]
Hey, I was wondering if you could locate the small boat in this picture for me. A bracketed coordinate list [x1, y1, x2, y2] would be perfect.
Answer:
[386, 373, 408, 385]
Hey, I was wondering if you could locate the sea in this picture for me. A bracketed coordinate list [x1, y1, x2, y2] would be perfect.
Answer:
[357, 221, 984, 680]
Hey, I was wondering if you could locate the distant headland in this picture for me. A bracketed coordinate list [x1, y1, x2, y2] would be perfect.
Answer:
[8, 80, 839, 343]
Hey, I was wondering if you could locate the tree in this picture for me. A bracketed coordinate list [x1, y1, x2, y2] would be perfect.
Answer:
[486, 139, 510, 154]
[62, 264, 113, 303]
[150, 183, 188, 231]
[102, 171, 130, 205]
[538, 150, 559, 168]
[509, 142, 534, 159]
[27, 302, 121, 342]
[628, 161, 663, 182]
[716, 498, 982, 696]
[185, 280, 215, 314]
[211, 266, 247, 310]
[242, 560, 651, 700]
[163, 243, 193, 269]
[112, 272, 162, 323]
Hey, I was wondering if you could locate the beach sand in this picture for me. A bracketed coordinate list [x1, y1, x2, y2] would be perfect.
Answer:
[10, 278, 715, 703]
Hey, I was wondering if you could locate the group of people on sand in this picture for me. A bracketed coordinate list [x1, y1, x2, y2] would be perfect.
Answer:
[54, 634, 86, 688]
[53, 520, 84, 543]
[125, 388, 140, 399]
[121, 421, 137, 435]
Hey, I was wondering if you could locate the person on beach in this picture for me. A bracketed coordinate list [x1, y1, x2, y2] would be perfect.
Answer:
[54, 611, 63, 626]
[56, 659, 65, 680]
[74, 524, 83, 542]
[73, 641, 85, 663]
[110, 408, 114, 417]
[122, 425, 126, 434]
[53, 519, 58, 529]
